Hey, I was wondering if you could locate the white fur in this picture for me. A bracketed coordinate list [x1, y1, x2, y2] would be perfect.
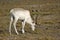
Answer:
[9, 8, 35, 35]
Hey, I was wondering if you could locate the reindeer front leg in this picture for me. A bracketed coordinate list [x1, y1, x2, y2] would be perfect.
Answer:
[22, 20, 26, 34]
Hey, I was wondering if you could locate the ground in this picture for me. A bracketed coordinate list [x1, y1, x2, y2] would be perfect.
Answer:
[0, 0, 60, 40]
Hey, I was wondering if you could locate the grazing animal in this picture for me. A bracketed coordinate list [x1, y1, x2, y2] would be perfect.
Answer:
[9, 8, 35, 35]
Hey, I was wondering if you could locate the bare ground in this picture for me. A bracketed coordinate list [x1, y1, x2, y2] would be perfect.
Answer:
[0, 0, 60, 40]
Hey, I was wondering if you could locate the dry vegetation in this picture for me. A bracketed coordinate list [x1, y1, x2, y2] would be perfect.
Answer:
[0, 0, 60, 40]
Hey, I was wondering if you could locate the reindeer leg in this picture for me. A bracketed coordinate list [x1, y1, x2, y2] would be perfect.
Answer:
[9, 16, 13, 35]
[13, 18, 19, 35]
[22, 20, 26, 34]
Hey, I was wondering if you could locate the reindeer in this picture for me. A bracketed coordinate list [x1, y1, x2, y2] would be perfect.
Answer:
[9, 8, 35, 35]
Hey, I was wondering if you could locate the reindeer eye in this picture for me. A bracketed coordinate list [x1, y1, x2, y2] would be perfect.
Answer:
[32, 21, 34, 23]
[21, 19, 24, 22]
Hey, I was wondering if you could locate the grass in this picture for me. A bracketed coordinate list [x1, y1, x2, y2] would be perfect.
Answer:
[0, 0, 60, 40]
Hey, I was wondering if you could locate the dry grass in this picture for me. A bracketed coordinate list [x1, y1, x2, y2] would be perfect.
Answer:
[0, 0, 60, 40]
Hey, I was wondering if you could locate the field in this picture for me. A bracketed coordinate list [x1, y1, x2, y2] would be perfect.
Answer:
[0, 0, 60, 40]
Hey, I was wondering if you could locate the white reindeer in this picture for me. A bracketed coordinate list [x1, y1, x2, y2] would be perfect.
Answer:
[9, 8, 35, 35]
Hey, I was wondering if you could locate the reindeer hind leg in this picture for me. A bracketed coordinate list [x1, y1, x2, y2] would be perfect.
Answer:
[9, 16, 13, 35]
